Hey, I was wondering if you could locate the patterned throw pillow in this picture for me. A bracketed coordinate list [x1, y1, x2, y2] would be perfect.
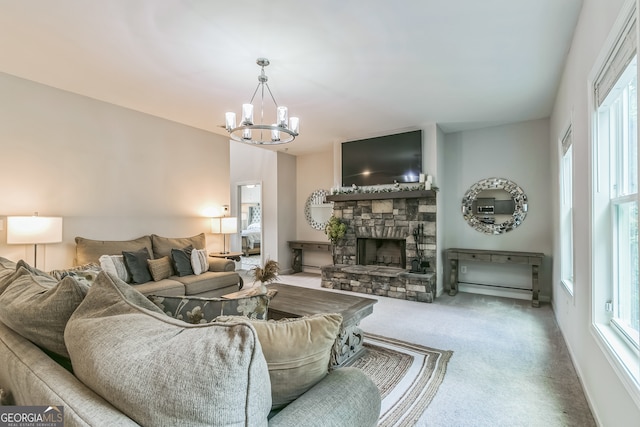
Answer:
[147, 256, 173, 281]
[190, 249, 208, 275]
[49, 263, 102, 287]
[99, 255, 131, 283]
[148, 291, 275, 323]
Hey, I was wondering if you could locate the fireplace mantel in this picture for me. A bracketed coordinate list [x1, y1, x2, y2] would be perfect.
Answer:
[326, 189, 436, 202]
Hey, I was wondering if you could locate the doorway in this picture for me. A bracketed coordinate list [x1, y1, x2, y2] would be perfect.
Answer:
[237, 183, 262, 272]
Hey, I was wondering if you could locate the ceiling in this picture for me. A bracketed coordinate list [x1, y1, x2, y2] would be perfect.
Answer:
[0, 0, 583, 156]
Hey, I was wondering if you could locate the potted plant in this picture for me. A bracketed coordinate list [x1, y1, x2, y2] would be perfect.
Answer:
[251, 259, 280, 294]
[325, 215, 347, 264]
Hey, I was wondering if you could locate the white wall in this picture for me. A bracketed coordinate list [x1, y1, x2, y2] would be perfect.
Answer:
[442, 119, 553, 299]
[0, 72, 231, 270]
[295, 150, 334, 270]
[549, 0, 640, 424]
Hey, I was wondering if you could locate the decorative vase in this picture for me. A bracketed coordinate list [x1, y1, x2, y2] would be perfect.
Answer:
[259, 282, 268, 294]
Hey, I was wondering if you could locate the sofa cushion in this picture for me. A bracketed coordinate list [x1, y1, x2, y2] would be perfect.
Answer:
[147, 256, 172, 281]
[216, 313, 343, 410]
[75, 235, 154, 266]
[132, 278, 185, 296]
[0, 267, 89, 358]
[64, 272, 272, 426]
[151, 233, 206, 259]
[122, 248, 153, 284]
[171, 246, 194, 277]
[99, 254, 131, 283]
[191, 249, 208, 275]
[175, 271, 241, 295]
[148, 291, 274, 323]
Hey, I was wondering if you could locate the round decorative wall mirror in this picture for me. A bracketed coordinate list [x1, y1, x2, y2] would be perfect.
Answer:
[461, 177, 528, 235]
[305, 189, 333, 230]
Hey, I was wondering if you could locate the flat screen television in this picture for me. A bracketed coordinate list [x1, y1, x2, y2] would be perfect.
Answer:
[341, 130, 422, 187]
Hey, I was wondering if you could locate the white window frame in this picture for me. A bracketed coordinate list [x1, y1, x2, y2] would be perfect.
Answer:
[560, 126, 574, 296]
[589, 1, 640, 405]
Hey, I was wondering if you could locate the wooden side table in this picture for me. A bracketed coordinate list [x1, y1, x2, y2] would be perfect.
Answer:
[209, 251, 243, 262]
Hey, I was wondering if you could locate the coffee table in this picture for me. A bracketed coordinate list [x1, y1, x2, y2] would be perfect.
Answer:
[223, 283, 377, 367]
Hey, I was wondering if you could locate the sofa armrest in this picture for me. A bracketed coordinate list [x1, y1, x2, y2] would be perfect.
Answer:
[208, 258, 235, 272]
[268, 367, 381, 427]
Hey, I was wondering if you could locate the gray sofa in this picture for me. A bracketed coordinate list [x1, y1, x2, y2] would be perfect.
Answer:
[0, 256, 381, 426]
[75, 233, 243, 297]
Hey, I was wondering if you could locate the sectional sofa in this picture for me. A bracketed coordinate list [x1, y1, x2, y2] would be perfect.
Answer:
[0, 256, 382, 426]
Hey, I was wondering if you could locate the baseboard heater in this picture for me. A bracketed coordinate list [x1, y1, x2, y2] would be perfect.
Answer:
[458, 281, 532, 291]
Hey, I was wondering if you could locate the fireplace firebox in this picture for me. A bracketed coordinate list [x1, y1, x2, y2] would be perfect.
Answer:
[357, 238, 406, 268]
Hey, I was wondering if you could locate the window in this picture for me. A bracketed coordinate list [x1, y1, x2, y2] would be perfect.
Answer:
[560, 127, 574, 294]
[592, 7, 639, 389]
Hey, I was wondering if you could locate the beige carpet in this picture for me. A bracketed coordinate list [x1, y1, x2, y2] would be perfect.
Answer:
[347, 333, 453, 427]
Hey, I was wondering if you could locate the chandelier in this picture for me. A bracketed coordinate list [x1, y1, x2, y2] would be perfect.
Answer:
[225, 58, 299, 145]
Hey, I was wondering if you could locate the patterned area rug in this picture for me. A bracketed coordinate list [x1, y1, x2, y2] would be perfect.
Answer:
[347, 333, 453, 427]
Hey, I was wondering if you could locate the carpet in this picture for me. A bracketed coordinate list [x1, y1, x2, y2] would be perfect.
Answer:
[347, 333, 453, 427]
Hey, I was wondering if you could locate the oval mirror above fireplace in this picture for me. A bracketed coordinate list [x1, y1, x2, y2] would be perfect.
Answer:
[461, 177, 528, 235]
[305, 189, 333, 230]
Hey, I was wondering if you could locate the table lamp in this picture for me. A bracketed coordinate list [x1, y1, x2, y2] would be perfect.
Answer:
[211, 216, 237, 254]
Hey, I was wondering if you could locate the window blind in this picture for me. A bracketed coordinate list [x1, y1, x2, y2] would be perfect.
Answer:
[594, 15, 637, 106]
[561, 126, 572, 156]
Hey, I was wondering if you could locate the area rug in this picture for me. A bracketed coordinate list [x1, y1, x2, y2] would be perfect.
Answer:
[347, 333, 453, 427]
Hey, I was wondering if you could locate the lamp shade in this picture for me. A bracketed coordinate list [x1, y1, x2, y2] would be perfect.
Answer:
[7, 216, 63, 244]
[211, 217, 238, 234]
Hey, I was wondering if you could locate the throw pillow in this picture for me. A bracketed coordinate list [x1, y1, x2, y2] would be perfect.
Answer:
[147, 256, 173, 281]
[0, 257, 18, 291]
[16, 259, 55, 279]
[64, 271, 272, 426]
[99, 254, 131, 283]
[122, 248, 153, 284]
[148, 291, 275, 323]
[190, 248, 208, 275]
[49, 263, 102, 287]
[171, 246, 193, 277]
[0, 267, 89, 358]
[215, 312, 343, 410]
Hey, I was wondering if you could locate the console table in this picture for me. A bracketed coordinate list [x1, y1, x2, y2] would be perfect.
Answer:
[288, 240, 332, 273]
[445, 248, 544, 307]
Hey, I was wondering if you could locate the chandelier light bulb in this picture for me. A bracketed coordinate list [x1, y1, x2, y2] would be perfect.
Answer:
[225, 112, 236, 131]
[241, 104, 254, 126]
[277, 106, 288, 128]
[289, 117, 300, 134]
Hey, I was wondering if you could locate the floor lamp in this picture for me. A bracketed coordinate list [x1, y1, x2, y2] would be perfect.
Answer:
[211, 216, 237, 254]
[7, 215, 63, 269]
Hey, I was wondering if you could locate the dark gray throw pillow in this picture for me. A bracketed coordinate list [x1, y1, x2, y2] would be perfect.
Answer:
[122, 248, 152, 284]
[171, 246, 194, 277]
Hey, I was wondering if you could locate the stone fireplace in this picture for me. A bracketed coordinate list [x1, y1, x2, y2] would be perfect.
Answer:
[321, 190, 437, 303]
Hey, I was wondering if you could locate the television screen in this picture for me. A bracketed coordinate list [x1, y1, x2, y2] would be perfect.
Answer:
[341, 130, 422, 187]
